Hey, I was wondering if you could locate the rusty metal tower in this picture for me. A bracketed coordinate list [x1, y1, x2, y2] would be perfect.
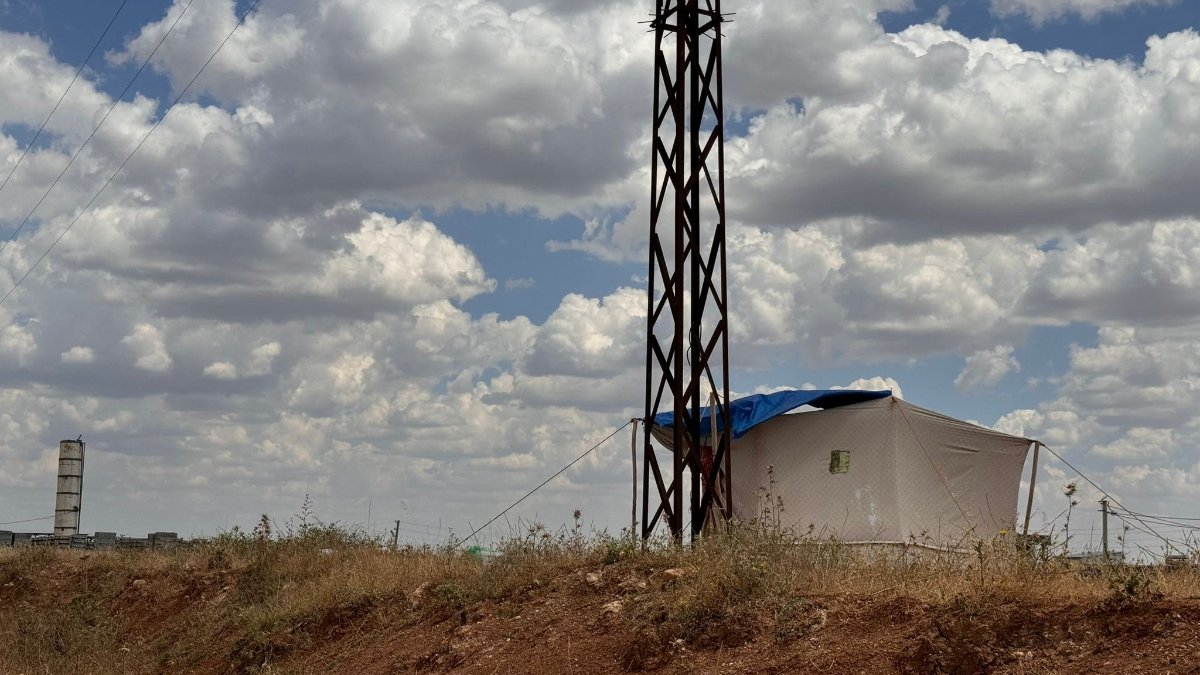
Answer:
[642, 0, 732, 540]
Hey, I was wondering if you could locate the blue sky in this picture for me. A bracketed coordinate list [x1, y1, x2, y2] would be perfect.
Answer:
[1, 0, 1199, 555]
[881, 0, 1196, 61]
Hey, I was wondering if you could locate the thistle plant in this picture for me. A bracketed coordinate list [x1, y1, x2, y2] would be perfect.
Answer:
[1062, 481, 1079, 553]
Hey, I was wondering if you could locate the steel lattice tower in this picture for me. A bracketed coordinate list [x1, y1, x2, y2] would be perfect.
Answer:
[643, 0, 731, 541]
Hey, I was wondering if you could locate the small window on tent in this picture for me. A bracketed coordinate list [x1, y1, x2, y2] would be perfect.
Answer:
[829, 450, 850, 475]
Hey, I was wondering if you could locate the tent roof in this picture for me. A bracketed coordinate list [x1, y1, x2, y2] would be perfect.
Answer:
[652, 389, 892, 440]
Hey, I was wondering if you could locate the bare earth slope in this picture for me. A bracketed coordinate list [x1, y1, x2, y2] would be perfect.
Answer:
[2, 540, 1199, 674]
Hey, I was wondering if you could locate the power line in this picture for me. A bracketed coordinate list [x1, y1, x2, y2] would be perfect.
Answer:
[0, 514, 54, 526]
[0, 0, 195, 263]
[460, 420, 633, 546]
[1109, 506, 1200, 524]
[0, 0, 264, 310]
[1037, 443, 1173, 549]
[0, 0, 130, 205]
[1112, 514, 1185, 554]
[1109, 509, 1200, 532]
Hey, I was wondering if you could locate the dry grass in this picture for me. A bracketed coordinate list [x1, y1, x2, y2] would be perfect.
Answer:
[1, 524, 1198, 674]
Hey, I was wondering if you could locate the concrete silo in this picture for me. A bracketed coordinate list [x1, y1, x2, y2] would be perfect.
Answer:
[53, 439, 85, 536]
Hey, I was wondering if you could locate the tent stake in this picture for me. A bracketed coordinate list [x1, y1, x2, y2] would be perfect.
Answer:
[1022, 442, 1040, 538]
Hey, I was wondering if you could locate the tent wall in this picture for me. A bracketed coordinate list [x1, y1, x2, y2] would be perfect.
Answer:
[892, 400, 1031, 545]
[728, 397, 1031, 547]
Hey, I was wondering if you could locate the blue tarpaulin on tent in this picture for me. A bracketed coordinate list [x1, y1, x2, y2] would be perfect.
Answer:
[652, 389, 892, 440]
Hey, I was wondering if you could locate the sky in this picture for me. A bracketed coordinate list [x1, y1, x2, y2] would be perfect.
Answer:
[1, 0, 1199, 556]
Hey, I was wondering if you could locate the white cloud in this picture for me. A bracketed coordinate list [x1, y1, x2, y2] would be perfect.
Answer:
[990, 0, 1175, 24]
[245, 342, 280, 376]
[0, 322, 36, 366]
[523, 288, 644, 378]
[315, 213, 494, 305]
[5, 0, 1200, 541]
[993, 408, 1105, 448]
[60, 346, 95, 364]
[728, 24, 1200, 237]
[203, 361, 239, 380]
[955, 344, 1020, 390]
[1092, 427, 1174, 460]
[121, 324, 172, 372]
[728, 223, 1042, 363]
[839, 376, 904, 399]
[106, 0, 650, 216]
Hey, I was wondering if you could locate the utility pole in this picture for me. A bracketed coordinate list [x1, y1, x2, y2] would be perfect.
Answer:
[393, 520, 400, 549]
[642, 0, 733, 542]
[1100, 498, 1109, 561]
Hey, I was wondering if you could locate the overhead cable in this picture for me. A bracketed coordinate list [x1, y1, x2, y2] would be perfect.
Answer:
[0, 514, 54, 526]
[0, 0, 195, 262]
[1109, 509, 1200, 532]
[0, 0, 130, 206]
[460, 420, 634, 546]
[1038, 443, 1173, 549]
[0, 0, 264, 310]
[1109, 506, 1200, 524]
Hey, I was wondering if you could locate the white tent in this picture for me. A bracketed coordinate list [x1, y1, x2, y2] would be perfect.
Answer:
[654, 391, 1036, 548]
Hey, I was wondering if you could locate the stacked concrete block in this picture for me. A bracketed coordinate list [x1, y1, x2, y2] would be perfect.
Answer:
[0, 531, 12, 547]
[12, 533, 33, 547]
[94, 532, 117, 550]
[149, 532, 179, 550]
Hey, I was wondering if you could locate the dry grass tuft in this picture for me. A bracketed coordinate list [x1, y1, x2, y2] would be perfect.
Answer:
[2, 522, 1198, 673]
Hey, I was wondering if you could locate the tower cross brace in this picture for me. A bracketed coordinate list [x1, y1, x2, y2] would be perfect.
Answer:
[642, 0, 732, 541]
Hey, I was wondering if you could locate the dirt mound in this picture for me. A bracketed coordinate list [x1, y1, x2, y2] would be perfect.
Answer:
[4, 545, 1200, 674]
[900, 596, 1200, 674]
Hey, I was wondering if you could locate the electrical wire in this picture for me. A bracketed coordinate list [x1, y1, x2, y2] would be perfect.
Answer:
[0, 0, 130, 207]
[1110, 510, 1200, 532]
[460, 421, 633, 546]
[1112, 514, 1183, 554]
[1109, 506, 1200, 525]
[0, 0, 264, 310]
[1037, 443, 1174, 549]
[0, 514, 54, 526]
[0, 0, 195, 262]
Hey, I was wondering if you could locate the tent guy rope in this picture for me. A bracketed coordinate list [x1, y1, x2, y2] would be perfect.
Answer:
[1036, 443, 1173, 549]
[461, 420, 633, 546]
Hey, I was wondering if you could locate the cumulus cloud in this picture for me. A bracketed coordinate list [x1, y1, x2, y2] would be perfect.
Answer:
[0, 322, 36, 366]
[728, 223, 1041, 364]
[5, 0, 1200, 540]
[107, 0, 649, 216]
[314, 213, 494, 305]
[955, 345, 1020, 390]
[121, 324, 172, 372]
[523, 288, 643, 378]
[839, 376, 904, 399]
[245, 342, 280, 376]
[60, 347, 95, 364]
[1092, 427, 1175, 460]
[992, 321, 1200, 538]
[203, 361, 238, 380]
[728, 24, 1200, 239]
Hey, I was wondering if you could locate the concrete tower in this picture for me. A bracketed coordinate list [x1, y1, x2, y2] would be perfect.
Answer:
[53, 439, 85, 536]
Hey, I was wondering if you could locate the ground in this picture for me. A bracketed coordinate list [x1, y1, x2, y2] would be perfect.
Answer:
[2, 536, 1198, 674]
